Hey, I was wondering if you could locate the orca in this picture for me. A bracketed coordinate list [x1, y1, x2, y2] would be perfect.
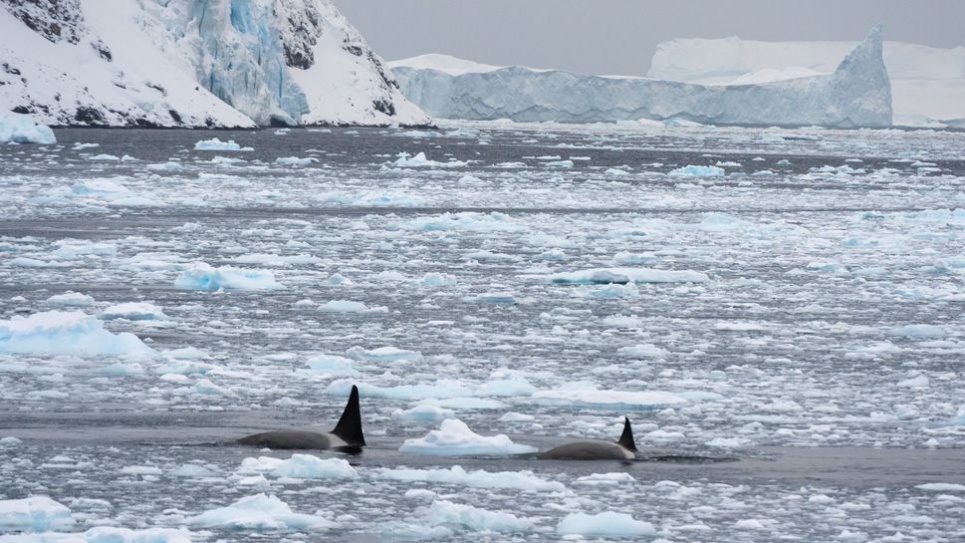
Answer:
[237, 385, 365, 452]
[538, 416, 637, 460]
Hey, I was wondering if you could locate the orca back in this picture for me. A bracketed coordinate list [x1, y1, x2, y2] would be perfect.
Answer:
[331, 385, 365, 446]
[617, 416, 637, 452]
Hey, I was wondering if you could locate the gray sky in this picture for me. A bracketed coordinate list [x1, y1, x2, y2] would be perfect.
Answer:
[334, 0, 965, 76]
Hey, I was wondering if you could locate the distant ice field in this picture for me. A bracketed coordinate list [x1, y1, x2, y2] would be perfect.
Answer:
[2, 123, 965, 542]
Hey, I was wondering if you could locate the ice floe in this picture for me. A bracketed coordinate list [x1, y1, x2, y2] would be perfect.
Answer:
[0, 496, 74, 531]
[175, 262, 285, 291]
[556, 511, 656, 537]
[194, 138, 252, 152]
[422, 500, 534, 532]
[188, 493, 335, 531]
[99, 302, 168, 321]
[0, 111, 56, 145]
[0, 311, 156, 358]
[399, 419, 538, 456]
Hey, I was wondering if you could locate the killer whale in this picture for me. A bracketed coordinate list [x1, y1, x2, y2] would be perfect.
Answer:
[538, 416, 637, 460]
[237, 385, 365, 451]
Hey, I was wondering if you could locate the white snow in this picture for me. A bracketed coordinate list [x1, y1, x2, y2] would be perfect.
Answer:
[0, 311, 156, 358]
[175, 263, 285, 291]
[0, 111, 56, 144]
[556, 511, 656, 538]
[423, 500, 533, 532]
[0, 496, 74, 531]
[188, 493, 335, 531]
[398, 419, 538, 456]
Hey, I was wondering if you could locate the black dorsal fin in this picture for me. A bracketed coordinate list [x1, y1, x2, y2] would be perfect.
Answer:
[331, 385, 365, 446]
[617, 416, 637, 452]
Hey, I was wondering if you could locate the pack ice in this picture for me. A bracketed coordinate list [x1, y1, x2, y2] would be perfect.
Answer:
[390, 26, 892, 128]
[0, 0, 429, 127]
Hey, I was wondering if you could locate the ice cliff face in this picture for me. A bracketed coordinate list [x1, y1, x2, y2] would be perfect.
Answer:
[392, 27, 892, 129]
[0, 0, 429, 127]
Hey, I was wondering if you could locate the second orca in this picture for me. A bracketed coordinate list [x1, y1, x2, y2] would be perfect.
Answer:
[237, 385, 365, 452]
[538, 416, 638, 460]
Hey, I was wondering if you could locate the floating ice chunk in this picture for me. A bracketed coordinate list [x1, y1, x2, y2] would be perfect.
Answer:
[88, 154, 119, 161]
[897, 375, 929, 388]
[275, 157, 318, 167]
[916, 483, 965, 492]
[171, 464, 216, 478]
[191, 378, 233, 396]
[707, 437, 752, 448]
[393, 152, 468, 168]
[234, 254, 321, 266]
[175, 262, 285, 291]
[606, 168, 630, 175]
[0, 311, 156, 358]
[891, 324, 945, 337]
[0, 112, 56, 144]
[164, 347, 210, 361]
[379, 465, 565, 492]
[345, 346, 424, 363]
[0, 436, 22, 446]
[475, 377, 538, 397]
[499, 412, 535, 423]
[617, 344, 670, 359]
[543, 159, 574, 168]
[418, 397, 506, 410]
[669, 165, 725, 177]
[0, 528, 193, 543]
[735, 519, 768, 530]
[476, 292, 516, 304]
[575, 473, 636, 486]
[319, 300, 369, 313]
[537, 268, 710, 285]
[269, 455, 358, 479]
[392, 405, 456, 423]
[99, 302, 168, 321]
[326, 380, 472, 401]
[0, 496, 74, 531]
[533, 384, 688, 411]
[305, 355, 357, 375]
[556, 511, 655, 538]
[423, 500, 533, 532]
[401, 212, 524, 232]
[420, 273, 457, 287]
[188, 493, 335, 531]
[45, 292, 95, 307]
[576, 283, 640, 299]
[400, 419, 537, 457]
[146, 161, 184, 172]
[71, 179, 130, 196]
[194, 138, 253, 152]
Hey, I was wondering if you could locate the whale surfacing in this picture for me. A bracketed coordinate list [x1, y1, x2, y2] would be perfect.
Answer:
[538, 416, 638, 460]
[237, 385, 366, 451]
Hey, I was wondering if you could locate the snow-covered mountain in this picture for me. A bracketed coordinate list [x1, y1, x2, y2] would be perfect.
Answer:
[391, 27, 892, 129]
[648, 37, 965, 127]
[0, 0, 430, 127]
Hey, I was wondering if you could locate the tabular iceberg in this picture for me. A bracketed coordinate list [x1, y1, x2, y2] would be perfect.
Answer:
[648, 35, 965, 127]
[391, 26, 892, 128]
[0, 0, 429, 127]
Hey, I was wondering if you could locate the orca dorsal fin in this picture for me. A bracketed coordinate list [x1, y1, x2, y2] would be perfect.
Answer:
[331, 385, 365, 446]
[617, 416, 637, 452]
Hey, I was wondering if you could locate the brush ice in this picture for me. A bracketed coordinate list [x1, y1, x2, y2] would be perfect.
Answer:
[533, 385, 688, 411]
[175, 263, 285, 291]
[537, 268, 710, 285]
[392, 27, 891, 128]
[556, 511, 656, 537]
[0, 496, 74, 531]
[379, 465, 565, 492]
[194, 138, 251, 152]
[0, 111, 56, 144]
[188, 493, 335, 531]
[399, 419, 538, 456]
[0, 311, 156, 358]
[99, 302, 167, 321]
[0, 527, 192, 543]
[423, 500, 533, 532]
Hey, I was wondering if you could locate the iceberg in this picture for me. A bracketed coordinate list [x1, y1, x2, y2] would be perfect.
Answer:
[99, 302, 168, 321]
[0, 496, 74, 531]
[399, 419, 538, 457]
[556, 511, 656, 538]
[0, 0, 429, 127]
[188, 493, 335, 531]
[391, 27, 891, 128]
[175, 262, 285, 291]
[194, 138, 252, 152]
[648, 36, 965, 127]
[0, 111, 56, 144]
[0, 311, 156, 358]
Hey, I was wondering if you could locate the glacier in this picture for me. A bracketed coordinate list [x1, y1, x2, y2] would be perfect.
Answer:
[648, 36, 965, 127]
[390, 26, 892, 128]
[0, 0, 429, 127]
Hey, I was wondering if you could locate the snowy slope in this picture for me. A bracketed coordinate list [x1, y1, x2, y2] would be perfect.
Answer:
[0, 0, 428, 127]
[391, 27, 891, 128]
[648, 38, 965, 126]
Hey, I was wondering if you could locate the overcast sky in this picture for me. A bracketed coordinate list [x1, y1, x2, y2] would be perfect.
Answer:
[334, 0, 965, 76]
